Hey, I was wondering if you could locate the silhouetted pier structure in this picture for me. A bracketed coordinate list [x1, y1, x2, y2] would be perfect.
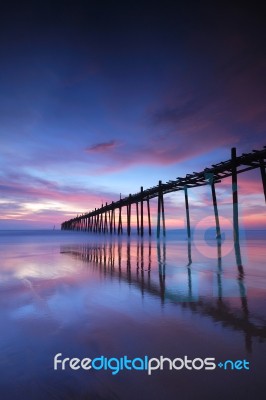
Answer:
[61, 147, 266, 240]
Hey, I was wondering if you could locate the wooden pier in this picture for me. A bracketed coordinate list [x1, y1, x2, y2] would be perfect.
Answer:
[61, 147, 266, 239]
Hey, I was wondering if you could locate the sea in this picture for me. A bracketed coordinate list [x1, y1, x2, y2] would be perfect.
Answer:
[0, 229, 265, 400]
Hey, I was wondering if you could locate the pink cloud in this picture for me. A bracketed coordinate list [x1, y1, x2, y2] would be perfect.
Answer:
[217, 173, 265, 197]
[0, 171, 118, 227]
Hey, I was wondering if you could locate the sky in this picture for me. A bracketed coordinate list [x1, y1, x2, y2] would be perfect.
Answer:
[0, 1, 265, 230]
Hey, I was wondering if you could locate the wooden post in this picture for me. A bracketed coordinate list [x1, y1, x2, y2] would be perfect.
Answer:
[99, 209, 103, 232]
[231, 147, 239, 243]
[110, 202, 114, 234]
[184, 185, 191, 240]
[127, 204, 129, 236]
[100, 211, 103, 233]
[96, 210, 99, 233]
[136, 202, 140, 235]
[104, 203, 108, 233]
[211, 182, 221, 239]
[161, 191, 166, 237]
[110, 209, 113, 234]
[118, 206, 122, 235]
[147, 196, 151, 236]
[157, 180, 162, 238]
[108, 209, 111, 229]
[121, 207, 123, 234]
[127, 195, 131, 236]
[96, 213, 98, 232]
[93, 208, 97, 232]
[141, 186, 144, 237]
[104, 211, 107, 233]
[99, 205, 103, 233]
[113, 207, 116, 233]
[260, 158, 266, 203]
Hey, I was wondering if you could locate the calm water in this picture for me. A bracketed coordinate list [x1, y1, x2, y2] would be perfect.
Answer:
[0, 230, 265, 399]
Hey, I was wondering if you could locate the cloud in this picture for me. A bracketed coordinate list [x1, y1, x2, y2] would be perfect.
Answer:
[216, 172, 265, 197]
[0, 170, 118, 226]
[86, 128, 235, 175]
[85, 140, 120, 153]
[151, 97, 205, 126]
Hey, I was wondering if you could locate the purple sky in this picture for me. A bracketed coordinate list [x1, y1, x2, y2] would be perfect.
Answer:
[0, 1, 265, 230]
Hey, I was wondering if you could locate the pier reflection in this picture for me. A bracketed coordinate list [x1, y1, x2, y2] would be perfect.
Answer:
[61, 240, 266, 353]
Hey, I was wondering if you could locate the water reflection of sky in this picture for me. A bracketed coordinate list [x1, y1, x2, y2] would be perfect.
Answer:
[0, 230, 265, 399]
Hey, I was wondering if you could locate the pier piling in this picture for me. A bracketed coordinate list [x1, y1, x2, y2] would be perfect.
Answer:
[260, 158, 266, 203]
[232, 147, 240, 244]
[184, 185, 191, 240]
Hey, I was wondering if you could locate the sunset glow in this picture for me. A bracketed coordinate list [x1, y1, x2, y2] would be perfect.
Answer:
[0, 2, 265, 230]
